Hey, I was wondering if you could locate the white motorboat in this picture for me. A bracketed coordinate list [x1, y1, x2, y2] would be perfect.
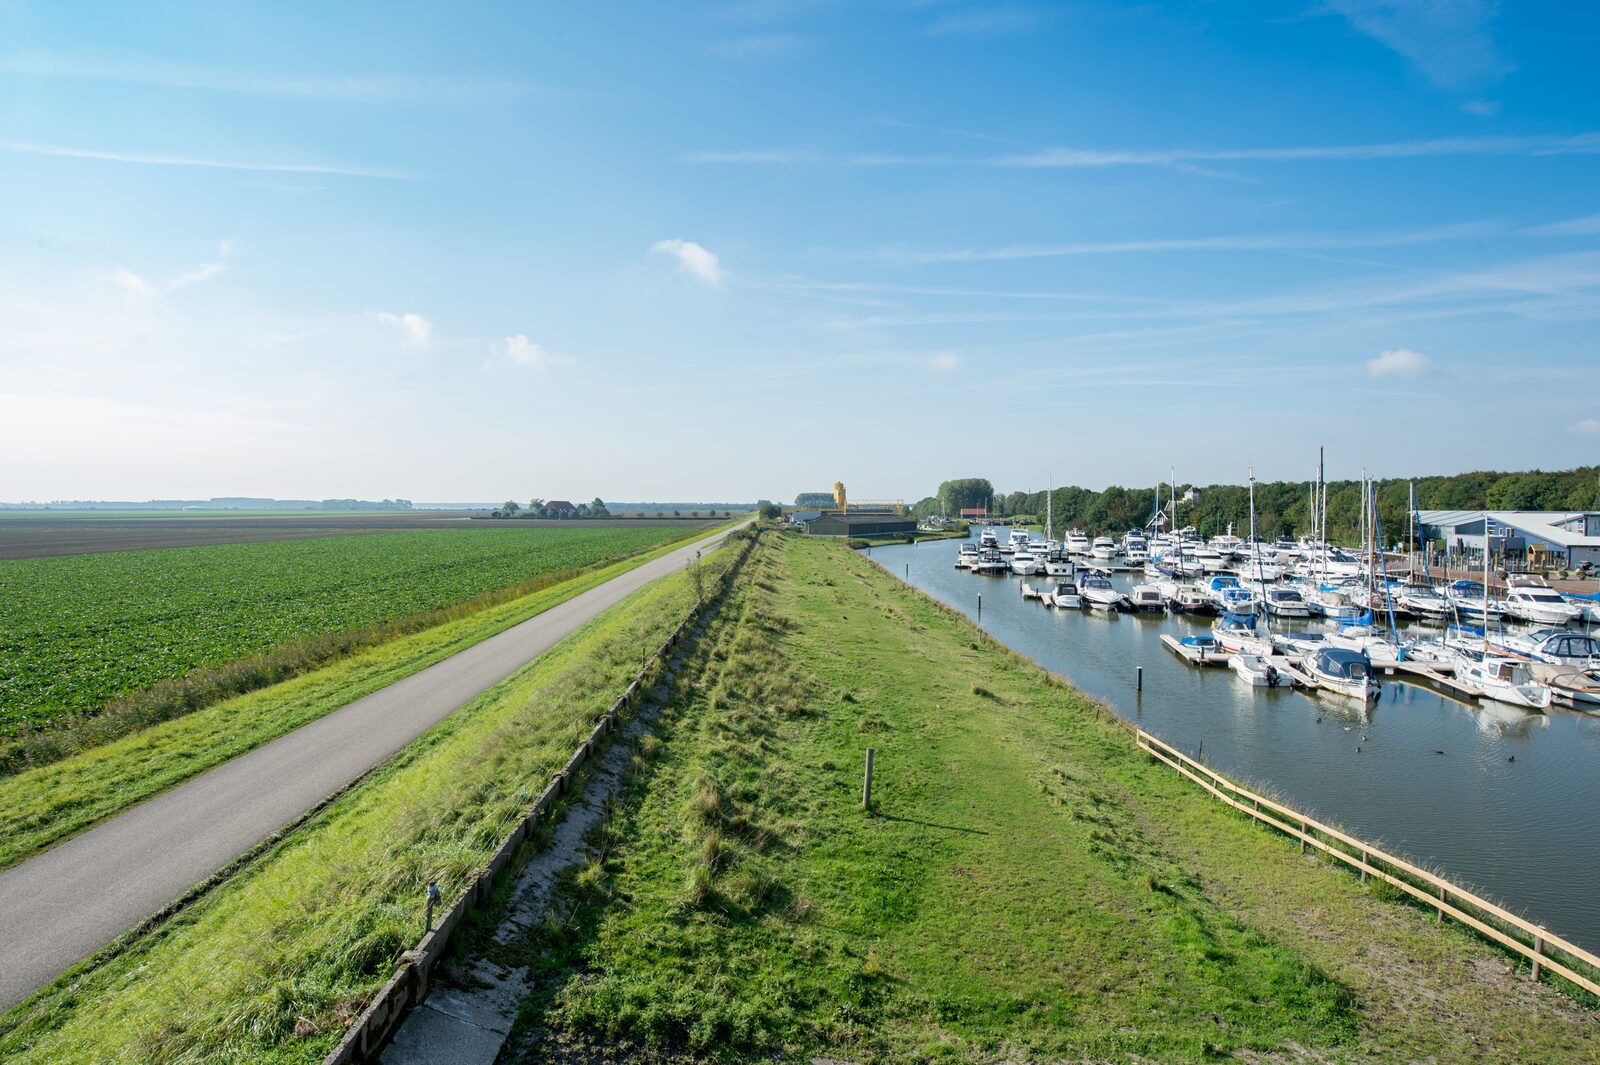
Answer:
[979, 529, 1000, 552]
[1064, 530, 1091, 555]
[1216, 587, 1258, 617]
[955, 544, 980, 570]
[1488, 629, 1600, 666]
[1043, 554, 1076, 577]
[1077, 570, 1128, 610]
[1306, 583, 1365, 621]
[1304, 646, 1380, 702]
[1325, 622, 1406, 668]
[1211, 533, 1244, 559]
[1198, 574, 1243, 610]
[975, 551, 1010, 575]
[1263, 586, 1313, 618]
[1122, 530, 1149, 566]
[1452, 652, 1553, 710]
[1501, 580, 1582, 626]
[1235, 558, 1285, 582]
[1445, 580, 1504, 621]
[1128, 584, 1166, 612]
[1271, 631, 1328, 657]
[1564, 593, 1600, 624]
[1528, 665, 1600, 707]
[1192, 544, 1229, 573]
[1011, 549, 1040, 576]
[1397, 584, 1451, 619]
[1213, 613, 1271, 656]
[1231, 653, 1288, 687]
[1048, 581, 1083, 609]
[1090, 536, 1118, 561]
[1004, 529, 1030, 555]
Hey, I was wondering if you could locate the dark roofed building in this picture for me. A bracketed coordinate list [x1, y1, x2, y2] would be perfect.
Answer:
[542, 500, 578, 517]
[803, 512, 916, 538]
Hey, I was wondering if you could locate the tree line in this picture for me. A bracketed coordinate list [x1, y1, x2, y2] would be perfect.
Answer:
[912, 467, 1600, 545]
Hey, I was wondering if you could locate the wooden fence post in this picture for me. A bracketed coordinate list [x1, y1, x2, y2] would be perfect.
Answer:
[1437, 884, 1446, 921]
[1360, 850, 1368, 883]
[1299, 820, 1307, 854]
[1533, 934, 1544, 981]
[863, 747, 875, 812]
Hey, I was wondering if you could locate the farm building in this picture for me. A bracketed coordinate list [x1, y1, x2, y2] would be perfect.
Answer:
[1417, 510, 1600, 568]
[802, 512, 916, 538]
[541, 500, 578, 518]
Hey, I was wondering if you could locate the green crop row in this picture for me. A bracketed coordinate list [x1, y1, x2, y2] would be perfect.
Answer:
[0, 527, 677, 735]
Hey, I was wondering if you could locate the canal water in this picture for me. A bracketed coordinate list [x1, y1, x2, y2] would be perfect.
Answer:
[869, 534, 1600, 954]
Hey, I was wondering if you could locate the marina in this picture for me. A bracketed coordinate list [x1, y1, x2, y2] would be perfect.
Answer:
[874, 531, 1600, 956]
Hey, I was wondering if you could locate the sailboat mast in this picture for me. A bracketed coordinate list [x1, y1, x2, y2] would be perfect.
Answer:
[1250, 466, 1269, 637]
[1046, 478, 1053, 542]
[1482, 509, 1491, 653]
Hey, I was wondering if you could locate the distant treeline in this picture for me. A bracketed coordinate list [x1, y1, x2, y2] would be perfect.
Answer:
[1, 497, 413, 511]
[914, 468, 1600, 544]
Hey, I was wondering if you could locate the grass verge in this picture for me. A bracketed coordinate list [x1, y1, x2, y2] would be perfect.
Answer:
[509, 536, 1598, 1063]
[0, 525, 731, 872]
[0, 529, 753, 1065]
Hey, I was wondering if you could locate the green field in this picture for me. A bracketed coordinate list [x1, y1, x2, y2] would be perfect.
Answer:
[503, 535, 1596, 1063]
[0, 527, 680, 735]
[0, 533, 751, 1064]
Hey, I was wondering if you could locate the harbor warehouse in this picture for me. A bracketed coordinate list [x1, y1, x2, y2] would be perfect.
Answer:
[1418, 510, 1600, 568]
[804, 513, 916, 537]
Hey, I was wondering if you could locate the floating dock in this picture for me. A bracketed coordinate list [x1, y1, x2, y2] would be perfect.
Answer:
[1160, 634, 1231, 666]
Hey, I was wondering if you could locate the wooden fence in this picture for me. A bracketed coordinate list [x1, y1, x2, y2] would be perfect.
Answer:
[1136, 728, 1600, 999]
[321, 532, 756, 1064]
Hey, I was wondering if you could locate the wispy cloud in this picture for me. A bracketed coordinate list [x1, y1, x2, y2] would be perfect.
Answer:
[870, 221, 1495, 264]
[1524, 213, 1600, 236]
[925, 7, 1042, 37]
[1366, 347, 1434, 378]
[651, 239, 728, 286]
[1460, 98, 1501, 117]
[499, 334, 574, 371]
[377, 312, 433, 346]
[0, 51, 531, 103]
[0, 139, 418, 180]
[1323, 0, 1510, 90]
[707, 34, 805, 61]
[113, 244, 230, 296]
[927, 352, 960, 372]
[1573, 418, 1600, 436]
[689, 131, 1600, 174]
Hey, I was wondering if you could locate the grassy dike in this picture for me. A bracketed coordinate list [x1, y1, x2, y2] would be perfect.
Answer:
[0, 525, 731, 872]
[0, 532, 751, 1065]
[509, 535, 1598, 1063]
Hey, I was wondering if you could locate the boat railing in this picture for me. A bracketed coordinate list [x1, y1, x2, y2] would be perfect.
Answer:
[1136, 727, 1600, 999]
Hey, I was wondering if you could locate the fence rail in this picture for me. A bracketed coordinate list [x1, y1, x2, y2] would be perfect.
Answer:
[322, 532, 756, 1065]
[1136, 727, 1600, 999]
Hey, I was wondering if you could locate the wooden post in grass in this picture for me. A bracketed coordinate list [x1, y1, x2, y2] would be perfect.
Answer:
[424, 882, 441, 932]
[1533, 934, 1544, 981]
[863, 747, 875, 813]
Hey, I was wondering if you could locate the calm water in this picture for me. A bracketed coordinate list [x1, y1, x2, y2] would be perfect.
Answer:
[870, 534, 1600, 953]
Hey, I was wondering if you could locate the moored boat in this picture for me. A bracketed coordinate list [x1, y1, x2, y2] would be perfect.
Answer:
[1304, 646, 1380, 701]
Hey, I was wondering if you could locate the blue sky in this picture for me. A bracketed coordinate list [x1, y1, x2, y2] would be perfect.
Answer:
[2, 1, 1597, 504]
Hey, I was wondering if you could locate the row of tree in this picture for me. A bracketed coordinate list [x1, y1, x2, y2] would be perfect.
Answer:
[912, 467, 1600, 545]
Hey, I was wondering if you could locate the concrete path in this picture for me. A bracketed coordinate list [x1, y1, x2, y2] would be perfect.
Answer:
[0, 526, 739, 1011]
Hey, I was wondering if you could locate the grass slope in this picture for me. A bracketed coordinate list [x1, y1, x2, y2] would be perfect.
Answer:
[512, 536, 1598, 1063]
[0, 532, 750, 1065]
[0, 530, 716, 872]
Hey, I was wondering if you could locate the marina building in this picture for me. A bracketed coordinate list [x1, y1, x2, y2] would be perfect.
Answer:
[801, 512, 916, 538]
[1417, 510, 1600, 568]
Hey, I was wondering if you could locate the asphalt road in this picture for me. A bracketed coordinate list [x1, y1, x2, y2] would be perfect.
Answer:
[0, 525, 741, 1010]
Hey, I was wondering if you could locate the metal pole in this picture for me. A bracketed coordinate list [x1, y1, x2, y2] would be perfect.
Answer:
[977, 593, 982, 618]
[1136, 666, 1143, 691]
[862, 747, 875, 812]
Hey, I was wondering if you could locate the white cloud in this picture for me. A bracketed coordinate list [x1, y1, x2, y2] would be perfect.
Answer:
[168, 262, 224, 291]
[500, 334, 573, 370]
[651, 239, 727, 286]
[1573, 418, 1600, 437]
[1366, 347, 1435, 378]
[377, 311, 433, 346]
[112, 267, 155, 297]
[1324, 0, 1509, 90]
[1461, 98, 1500, 117]
[928, 352, 960, 373]
[0, 139, 417, 180]
[1525, 213, 1600, 237]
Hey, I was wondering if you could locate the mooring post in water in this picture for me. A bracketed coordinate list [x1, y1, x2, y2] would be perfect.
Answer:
[977, 593, 982, 618]
[863, 747, 875, 813]
[1136, 666, 1143, 692]
[905, 563, 909, 579]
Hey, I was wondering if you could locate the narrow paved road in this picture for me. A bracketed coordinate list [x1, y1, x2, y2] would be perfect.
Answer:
[0, 525, 741, 1011]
